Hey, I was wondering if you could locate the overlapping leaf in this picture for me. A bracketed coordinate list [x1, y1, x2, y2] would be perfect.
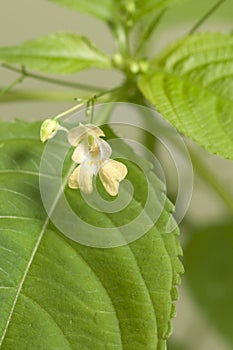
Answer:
[138, 33, 233, 160]
[134, 0, 180, 19]
[49, 0, 115, 22]
[0, 33, 112, 74]
[49, 0, 180, 23]
[185, 225, 233, 346]
[0, 120, 183, 349]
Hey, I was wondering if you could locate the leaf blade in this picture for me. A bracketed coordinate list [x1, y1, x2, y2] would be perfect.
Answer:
[185, 225, 233, 346]
[0, 121, 182, 349]
[134, 0, 180, 19]
[0, 33, 112, 74]
[49, 0, 115, 22]
[138, 33, 233, 160]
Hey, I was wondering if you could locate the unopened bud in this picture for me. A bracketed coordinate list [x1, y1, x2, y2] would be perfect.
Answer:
[40, 119, 59, 143]
[129, 60, 140, 74]
[139, 60, 149, 73]
[112, 53, 124, 69]
[125, 0, 135, 14]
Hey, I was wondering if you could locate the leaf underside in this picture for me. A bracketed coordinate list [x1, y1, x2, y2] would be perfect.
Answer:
[139, 33, 233, 160]
[49, 0, 116, 22]
[0, 32, 111, 74]
[49, 0, 179, 22]
[0, 121, 183, 350]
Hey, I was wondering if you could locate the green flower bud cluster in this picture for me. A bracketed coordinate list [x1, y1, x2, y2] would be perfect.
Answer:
[112, 54, 149, 75]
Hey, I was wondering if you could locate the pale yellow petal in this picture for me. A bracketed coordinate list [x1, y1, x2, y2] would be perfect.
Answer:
[99, 160, 127, 196]
[86, 124, 105, 138]
[68, 124, 86, 146]
[97, 138, 112, 159]
[79, 161, 94, 194]
[72, 139, 89, 163]
[68, 166, 80, 189]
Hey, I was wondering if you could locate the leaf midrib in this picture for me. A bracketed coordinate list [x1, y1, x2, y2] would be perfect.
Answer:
[0, 132, 174, 349]
[0, 160, 75, 348]
[0, 215, 50, 348]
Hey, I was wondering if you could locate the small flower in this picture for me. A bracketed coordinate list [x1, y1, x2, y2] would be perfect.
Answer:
[99, 159, 128, 196]
[68, 123, 105, 147]
[68, 124, 127, 196]
[40, 119, 59, 143]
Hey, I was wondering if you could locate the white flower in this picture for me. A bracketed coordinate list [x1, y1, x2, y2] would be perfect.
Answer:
[68, 123, 105, 147]
[68, 123, 127, 196]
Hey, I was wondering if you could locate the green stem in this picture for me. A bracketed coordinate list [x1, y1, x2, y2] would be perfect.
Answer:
[0, 74, 25, 98]
[95, 85, 122, 100]
[190, 149, 233, 215]
[53, 85, 123, 121]
[0, 89, 92, 102]
[188, 0, 226, 34]
[54, 102, 86, 120]
[113, 23, 130, 58]
[1, 63, 106, 92]
[135, 8, 167, 56]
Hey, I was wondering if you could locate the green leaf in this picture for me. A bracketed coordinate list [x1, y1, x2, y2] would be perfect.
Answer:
[49, 0, 115, 22]
[168, 341, 188, 350]
[134, 0, 179, 19]
[0, 120, 183, 349]
[185, 225, 233, 346]
[49, 0, 180, 23]
[138, 33, 233, 160]
[0, 32, 112, 74]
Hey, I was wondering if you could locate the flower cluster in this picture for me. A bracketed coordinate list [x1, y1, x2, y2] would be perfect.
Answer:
[40, 120, 127, 196]
[67, 124, 127, 196]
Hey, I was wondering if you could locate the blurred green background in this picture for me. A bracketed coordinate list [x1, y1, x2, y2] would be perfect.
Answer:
[1, 1, 233, 349]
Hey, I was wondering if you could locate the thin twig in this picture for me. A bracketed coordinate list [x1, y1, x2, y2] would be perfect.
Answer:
[188, 0, 226, 35]
[135, 8, 167, 55]
[1, 63, 106, 92]
[0, 89, 92, 102]
[189, 148, 233, 215]
[0, 75, 25, 98]
[52, 85, 122, 121]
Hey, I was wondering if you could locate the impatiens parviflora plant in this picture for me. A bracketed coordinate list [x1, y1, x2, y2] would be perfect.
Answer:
[0, 0, 232, 349]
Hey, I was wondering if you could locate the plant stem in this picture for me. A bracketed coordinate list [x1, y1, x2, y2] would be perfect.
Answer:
[95, 85, 122, 100]
[135, 8, 167, 56]
[0, 89, 92, 102]
[0, 75, 25, 98]
[188, 0, 226, 34]
[54, 102, 86, 120]
[190, 149, 233, 215]
[1, 63, 106, 92]
[113, 23, 131, 59]
[53, 85, 123, 121]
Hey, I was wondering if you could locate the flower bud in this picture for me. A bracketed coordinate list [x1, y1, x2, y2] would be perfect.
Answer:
[128, 60, 140, 74]
[40, 119, 59, 143]
[139, 60, 149, 73]
[112, 53, 124, 69]
[125, 0, 135, 14]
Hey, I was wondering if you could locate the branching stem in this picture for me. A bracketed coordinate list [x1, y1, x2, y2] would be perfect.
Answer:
[188, 0, 226, 34]
[0, 74, 25, 98]
[190, 149, 233, 215]
[1, 63, 105, 92]
[53, 85, 122, 121]
[135, 8, 167, 56]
